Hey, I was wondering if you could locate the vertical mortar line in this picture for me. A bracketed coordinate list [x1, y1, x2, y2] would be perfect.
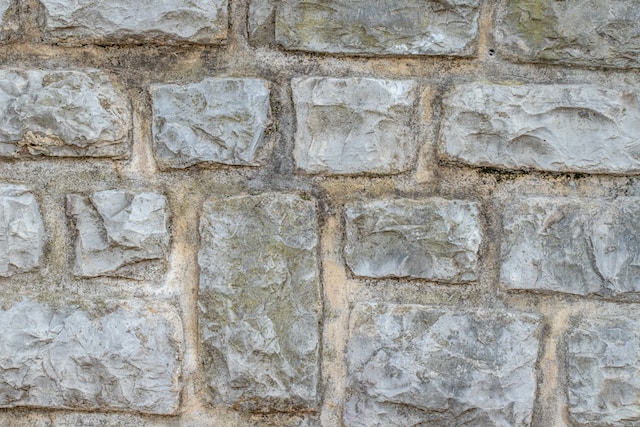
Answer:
[476, 0, 496, 58]
[414, 83, 439, 187]
[119, 88, 158, 181]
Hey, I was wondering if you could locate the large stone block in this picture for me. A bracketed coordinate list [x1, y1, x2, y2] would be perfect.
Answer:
[151, 78, 271, 169]
[270, 0, 479, 55]
[292, 77, 418, 175]
[344, 303, 540, 426]
[0, 299, 182, 414]
[496, 0, 640, 68]
[40, 0, 227, 44]
[440, 83, 640, 174]
[344, 198, 482, 282]
[0, 184, 45, 276]
[198, 193, 321, 412]
[0, 70, 130, 158]
[501, 197, 640, 296]
[67, 190, 169, 278]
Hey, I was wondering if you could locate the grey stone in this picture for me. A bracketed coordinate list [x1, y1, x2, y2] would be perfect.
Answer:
[344, 303, 540, 427]
[41, 0, 227, 44]
[248, 0, 276, 42]
[198, 193, 321, 412]
[344, 198, 482, 282]
[0, 184, 45, 276]
[0, 1, 9, 33]
[151, 78, 271, 169]
[0, 299, 182, 414]
[496, 0, 640, 68]
[440, 83, 640, 174]
[0, 70, 130, 158]
[292, 78, 418, 175]
[274, 0, 480, 56]
[501, 197, 640, 296]
[67, 190, 169, 278]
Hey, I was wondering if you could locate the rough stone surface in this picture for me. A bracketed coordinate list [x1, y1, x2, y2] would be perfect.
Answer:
[198, 193, 321, 412]
[0, 70, 130, 158]
[151, 78, 271, 169]
[566, 315, 640, 425]
[344, 303, 540, 427]
[344, 198, 482, 282]
[0, 1, 9, 34]
[501, 197, 640, 296]
[496, 0, 640, 68]
[440, 83, 640, 174]
[292, 77, 417, 175]
[41, 0, 227, 44]
[0, 184, 45, 277]
[67, 190, 169, 278]
[0, 299, 182, 414]
[273, 0, 480, 55]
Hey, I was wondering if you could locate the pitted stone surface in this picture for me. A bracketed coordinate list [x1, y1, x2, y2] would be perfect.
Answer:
[501, 197, 640, 296]
[0, 70, 130, 158]
[0, 1, 9, 34]
[0, 299, 182, 414]
[0, 184, 44, 276]
[496, 0, 640, 68]
[273, 0, 480, 55]
[198, 193, 321, 412]
[344, 303, 540, 426]
[344, 198, 482, 282]
[67, 190, 169, 278]
[151, 78, 271, 169]
[440, 83, 640, 174]
[41, 0, 227, 44]
[292, 78, 417, 175]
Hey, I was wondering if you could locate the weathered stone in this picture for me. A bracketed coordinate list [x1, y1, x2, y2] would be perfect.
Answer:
[501, 197, 640, 296]
[496, 0, 640, 68]
[344, 303, 540, 426]
[566, 315, 640, 425]
[0, 1, 9, 34]
[0, 299, 182, 414]
[0, 184, 44, 276]
[151, 78, 271, 169]
[67, 190, 169, 278]
[0, 70, 130, 158]
[41, 0, 227, 44]
[198, 193, 321, 411]
[273, 0, 480, 55]
[344, 198, 482, 282]
[440, 83, 640, 174]
[292, 78, 418, 175]
[248, 0, 276, 42]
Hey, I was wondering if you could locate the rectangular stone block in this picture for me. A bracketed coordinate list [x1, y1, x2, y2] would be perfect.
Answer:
[345, 198, 482, 282]
[273, 0, 480, 55]
[0, 299, 182, 414]
[292, 77, 418, 175]
[501, 197, 640, 296]
[345, 303, 540, 426]
[198, 193, 321, 412]
[151, 78, 271, 169]
[496, 0, 640, 68]
[41, 0, 227, 45]
[440, 83, 640, 174]
[0, 70, 130, 158]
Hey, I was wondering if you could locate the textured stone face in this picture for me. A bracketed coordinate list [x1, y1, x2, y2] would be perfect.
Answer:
[198, 193, 321, 412]
[292, 78, 417, 175]
[440, 83, 640, 174]
[0, 299, 182, 414]
[151, 78, 271, 169]
[67, 190, 169, 278]
[496, 0, 640, 68]
[273, 0, 480, 55]
[0, 1, 9, 34]
[0, 70, 130, 158]
[0, 184, 45, 276]
[344, 303, 540, 426]
[344, 198, 482, 282]
[41, 0, 227, 44]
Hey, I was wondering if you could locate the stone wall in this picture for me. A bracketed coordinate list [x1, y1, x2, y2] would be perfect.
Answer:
[0, 0, 638, 426]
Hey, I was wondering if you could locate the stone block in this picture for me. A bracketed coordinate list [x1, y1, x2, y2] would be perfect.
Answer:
[198, 193, 321, 412]
[0, 1, 9, 35]
[344, 198, 482, 282]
